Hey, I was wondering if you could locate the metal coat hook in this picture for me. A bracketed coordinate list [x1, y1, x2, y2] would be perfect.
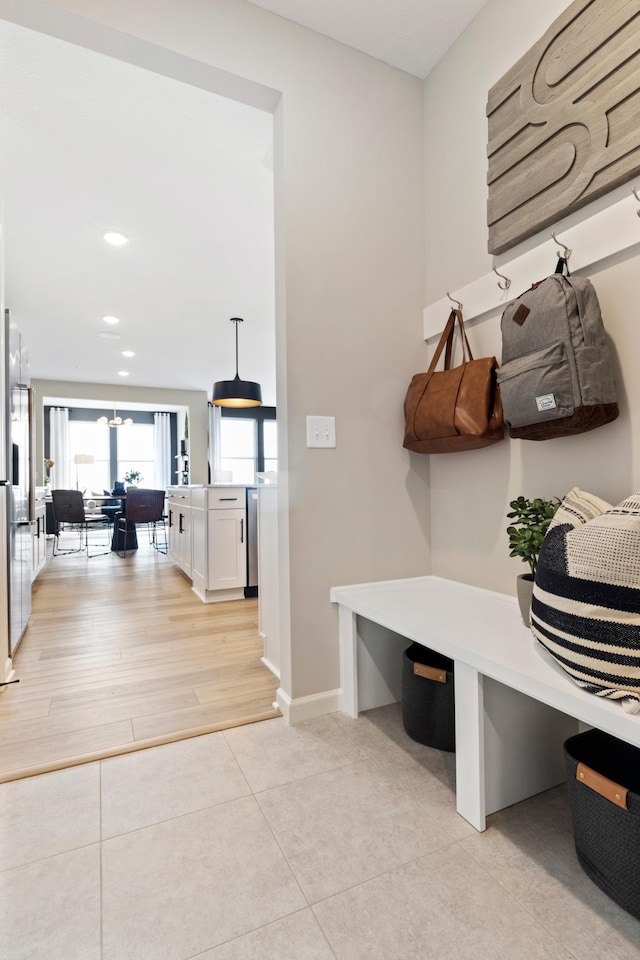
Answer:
[446, 292, 463, 310]
[551, 231, 572, 260]
[632, 186, 640, 217]
[492, 265, 511, 291]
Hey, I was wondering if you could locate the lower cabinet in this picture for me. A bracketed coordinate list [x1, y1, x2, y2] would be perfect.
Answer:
[207, 508, 246, 591]
[167, 487, 192, 578]
[32, 497, 47, 581]
[191, 486, 247, 603]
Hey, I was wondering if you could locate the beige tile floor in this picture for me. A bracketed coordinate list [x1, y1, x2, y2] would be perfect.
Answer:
[2, 703, 640, 960]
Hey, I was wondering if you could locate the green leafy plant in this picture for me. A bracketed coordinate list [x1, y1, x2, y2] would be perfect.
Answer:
[506, 496, 560, 578]
[124, 469, 143, 486]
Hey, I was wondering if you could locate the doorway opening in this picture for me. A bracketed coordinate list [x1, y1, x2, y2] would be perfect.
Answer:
[0, 10, 288, 779]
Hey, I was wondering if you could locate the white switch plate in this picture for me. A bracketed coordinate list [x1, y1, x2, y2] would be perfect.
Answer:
[306, 415, 336, 448]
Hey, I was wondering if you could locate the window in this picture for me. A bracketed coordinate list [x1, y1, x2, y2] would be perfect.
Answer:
[263, 419, 277, 473]
[48, 407, 178, 490]
[217, 406, 277, 483]
[220, 418, 256, 484]
[117, 423, 154, 486]
[68, 421, 110, 492]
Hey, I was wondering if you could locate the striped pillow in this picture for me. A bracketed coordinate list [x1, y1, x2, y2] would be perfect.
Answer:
[546, 486, 612, 533]
[531, 490, 640, 712]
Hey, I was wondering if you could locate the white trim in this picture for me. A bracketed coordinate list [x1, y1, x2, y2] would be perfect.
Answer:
[1, 659, 16, 689]
[275, 686, 341, 723]
[191, 585, 244, 604]
[261, 655, 280, 679]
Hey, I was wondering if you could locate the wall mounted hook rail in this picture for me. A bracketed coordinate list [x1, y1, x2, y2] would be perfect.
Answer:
[492, 265, 511, 291]
[424, 191, 640, 341]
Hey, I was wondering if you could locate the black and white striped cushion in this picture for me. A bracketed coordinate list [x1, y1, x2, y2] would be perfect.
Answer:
[531, 490, 640, 712]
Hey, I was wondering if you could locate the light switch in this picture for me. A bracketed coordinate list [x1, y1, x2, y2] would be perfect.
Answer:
[306, 415, 336, 448]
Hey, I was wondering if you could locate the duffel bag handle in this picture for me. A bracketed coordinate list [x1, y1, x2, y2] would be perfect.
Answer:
[576, 762, 628, 810]
[426, 309, 473, 376]
[413, 662, 448, 684]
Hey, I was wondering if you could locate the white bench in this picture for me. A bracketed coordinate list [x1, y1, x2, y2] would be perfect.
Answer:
[331, 575, 640, 832]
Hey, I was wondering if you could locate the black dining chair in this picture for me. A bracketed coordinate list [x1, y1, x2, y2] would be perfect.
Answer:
[115, 488, 167, 558]
[51, 489, 111, 558]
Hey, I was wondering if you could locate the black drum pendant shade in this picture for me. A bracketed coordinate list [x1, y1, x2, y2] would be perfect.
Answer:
[212, 317, 262, 408]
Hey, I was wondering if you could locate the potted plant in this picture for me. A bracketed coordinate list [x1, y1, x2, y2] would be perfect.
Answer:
[124, 469, 143, 487]
[506, 495, 560, 625]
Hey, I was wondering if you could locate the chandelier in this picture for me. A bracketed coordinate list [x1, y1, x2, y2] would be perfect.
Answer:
[97, 404, 133, 427]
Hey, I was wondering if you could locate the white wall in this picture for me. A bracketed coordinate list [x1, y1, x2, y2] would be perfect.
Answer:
[424, 0, 639, 594]
[4, 0, 430, 706]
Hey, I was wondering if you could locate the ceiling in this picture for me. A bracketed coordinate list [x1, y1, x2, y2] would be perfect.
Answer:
[0, 3, 485, 407]
[0, 20, 276, 403]
[246, 0, 487, 78]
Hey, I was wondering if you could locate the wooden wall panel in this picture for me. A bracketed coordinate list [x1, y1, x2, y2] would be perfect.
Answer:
[487, 0, 640, 255]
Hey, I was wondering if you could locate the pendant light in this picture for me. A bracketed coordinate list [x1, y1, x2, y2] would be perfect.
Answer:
[212, 317, 262, 408]
[97, 404, 133, 427]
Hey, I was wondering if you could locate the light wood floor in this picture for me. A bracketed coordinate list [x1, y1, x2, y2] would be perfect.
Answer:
[0, 532, 280, 782]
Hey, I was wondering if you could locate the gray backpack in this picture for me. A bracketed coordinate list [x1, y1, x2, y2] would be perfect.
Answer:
[496, 260, 619, 440]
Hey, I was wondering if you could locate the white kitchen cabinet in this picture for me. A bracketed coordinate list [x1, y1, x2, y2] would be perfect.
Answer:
[207, 508, 246, 590]
[167, 486, 192, 578]
[190, 501, 206, 586]
[191, 486, 247, 603]
[31, 490, 47, 581]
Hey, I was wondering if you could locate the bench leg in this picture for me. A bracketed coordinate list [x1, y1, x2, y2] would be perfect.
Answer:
[339, 605, 359, 718]
[454, 662, 487, 832]
[454, 666, 580, 833]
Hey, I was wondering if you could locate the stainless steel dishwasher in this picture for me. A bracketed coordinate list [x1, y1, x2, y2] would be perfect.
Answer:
[245, 486, 259, 598]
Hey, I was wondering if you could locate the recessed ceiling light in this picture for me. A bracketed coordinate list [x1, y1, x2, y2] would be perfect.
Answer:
[99, 332, 121, 340]
[103, 231, 129, 246]
[103, 315, 120, 325]
[118, 370, 129, 377]
[121, 350, 135, 358]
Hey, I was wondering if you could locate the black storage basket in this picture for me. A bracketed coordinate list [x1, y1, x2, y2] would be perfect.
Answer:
[401, 643, 455, 751]
[564, 728, 640, 920]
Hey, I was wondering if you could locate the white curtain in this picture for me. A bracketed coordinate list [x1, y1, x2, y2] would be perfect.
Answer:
[49, 407, 70, 489]
[153, 413, 172, 489]
[208, 403, 221, 482]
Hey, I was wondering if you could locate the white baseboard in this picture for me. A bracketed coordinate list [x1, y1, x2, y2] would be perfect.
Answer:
[191, 584, 244, 604]
[275, 687, 341, 723]
[1, 658, 17, 689]
[261, 656, 280, 679]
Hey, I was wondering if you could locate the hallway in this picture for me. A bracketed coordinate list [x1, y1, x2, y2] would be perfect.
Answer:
[0, 541, 279, 782]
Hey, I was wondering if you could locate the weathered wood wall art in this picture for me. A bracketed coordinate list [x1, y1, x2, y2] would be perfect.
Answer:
[487, 0, 640, 255]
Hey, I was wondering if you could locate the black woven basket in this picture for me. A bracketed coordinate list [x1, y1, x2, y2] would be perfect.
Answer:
[401, 643, 455, 751]
[564, 728, 640, 920]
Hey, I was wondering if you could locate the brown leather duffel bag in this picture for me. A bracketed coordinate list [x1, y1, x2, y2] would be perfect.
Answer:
[403, 309, 504, 454]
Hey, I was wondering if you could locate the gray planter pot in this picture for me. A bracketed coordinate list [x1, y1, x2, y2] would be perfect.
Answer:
[516, 573, 534, 626]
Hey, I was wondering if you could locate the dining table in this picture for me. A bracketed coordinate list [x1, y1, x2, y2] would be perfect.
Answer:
[83, 495, 138, 552]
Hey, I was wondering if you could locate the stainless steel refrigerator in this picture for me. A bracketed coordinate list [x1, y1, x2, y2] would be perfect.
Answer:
[3, 308, 33, 656]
